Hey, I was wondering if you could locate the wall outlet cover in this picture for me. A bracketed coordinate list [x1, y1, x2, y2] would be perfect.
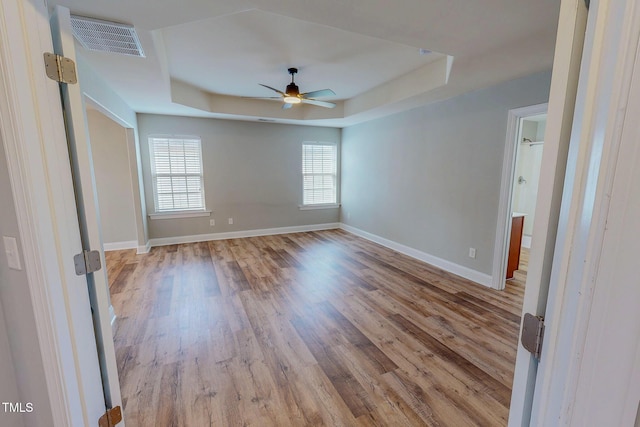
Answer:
[210, 219, 215, 226]
[228, 218, 233, 225]
[3, 236, 22, 270]
[469, 248, 476, 259]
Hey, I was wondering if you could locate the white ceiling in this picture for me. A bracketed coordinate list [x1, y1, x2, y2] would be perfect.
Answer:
[50, 0, 560, 127]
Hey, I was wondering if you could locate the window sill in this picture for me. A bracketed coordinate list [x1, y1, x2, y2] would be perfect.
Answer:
[299, 204, 340, 211]
[149, 210, 211, 220]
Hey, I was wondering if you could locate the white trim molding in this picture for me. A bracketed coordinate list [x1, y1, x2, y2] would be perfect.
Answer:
[340, 224, 492, 288]
[103, 240, 138, 251]
[299, 204, 341, 210]
[137, 241, 151, 254]
[148, 223, 340, 247]
[149, 210, 211, 220]
[528, 0, 640, 424]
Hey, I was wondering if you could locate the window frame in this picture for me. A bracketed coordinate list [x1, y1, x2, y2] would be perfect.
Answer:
[148, 135, 210, 219]
[300, 141, 340, 210]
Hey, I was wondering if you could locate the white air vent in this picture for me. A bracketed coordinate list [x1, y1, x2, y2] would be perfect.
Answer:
[70, 15, 145, 57]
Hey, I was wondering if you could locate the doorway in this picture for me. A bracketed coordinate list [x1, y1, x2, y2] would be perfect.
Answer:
[84, 103, 140, 329]
[508, 113, 547, 285]
[492, 103, 548, 290]
[85, 105, 139, 253]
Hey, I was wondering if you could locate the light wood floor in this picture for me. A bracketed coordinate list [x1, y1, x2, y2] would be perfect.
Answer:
[507, 247, 529, 288]
[106, 230, 525, 426]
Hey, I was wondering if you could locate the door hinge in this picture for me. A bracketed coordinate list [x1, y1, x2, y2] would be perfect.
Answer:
[521, 313, 545, 360]
[73, 250, 102, 275]
[43, 52, 78, 84]
[584, 0, 590, 9]
[98, 406, 122, 427]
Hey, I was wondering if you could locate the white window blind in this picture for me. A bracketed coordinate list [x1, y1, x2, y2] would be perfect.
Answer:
[302, 143, 337, 205]
[149, 136, 205, 212]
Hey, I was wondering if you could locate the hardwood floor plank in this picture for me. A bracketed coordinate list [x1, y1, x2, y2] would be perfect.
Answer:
[455, 291, 522, 324]
[110, 263, 136, 295]
[315, 301, 398, 374]
[291, 313, 375, 418]
[152, 275, 173, 318]
[107, 230, 525, 426]
[388, 313, 512, 406]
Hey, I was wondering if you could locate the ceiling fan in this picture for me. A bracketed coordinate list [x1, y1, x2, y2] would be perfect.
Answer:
[256, 68, 336, 109]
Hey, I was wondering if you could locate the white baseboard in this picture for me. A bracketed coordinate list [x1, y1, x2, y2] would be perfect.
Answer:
[109, 305, 116, 326]
[522, 235, 532, 249]
[103, 240, 138, 251]
[148, 223, 341, 248]
[339, 223, 493, 288]
[137, 241, 151, 254]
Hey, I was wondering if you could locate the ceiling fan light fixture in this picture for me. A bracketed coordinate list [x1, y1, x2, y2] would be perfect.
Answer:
[256, 67, 336, 109]
[283, 96, 301, 104]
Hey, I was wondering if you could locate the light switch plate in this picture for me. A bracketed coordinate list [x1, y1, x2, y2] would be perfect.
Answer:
[3, 236, 22, 270]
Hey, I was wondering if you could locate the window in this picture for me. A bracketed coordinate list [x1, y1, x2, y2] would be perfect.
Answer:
[302, 142, 338, 206]
[149, 136, 205, 213]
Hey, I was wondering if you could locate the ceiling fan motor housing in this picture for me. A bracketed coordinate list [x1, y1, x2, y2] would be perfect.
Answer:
[286, 82, 300, 96]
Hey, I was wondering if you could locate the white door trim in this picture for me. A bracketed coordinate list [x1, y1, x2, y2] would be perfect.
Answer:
[508, 0, 589, 424]
[530, 0, 640, 424]
[0, 0, 106, 425]
[492, 102, 548, 290]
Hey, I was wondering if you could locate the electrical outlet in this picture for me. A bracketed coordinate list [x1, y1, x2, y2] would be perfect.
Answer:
[228, 218, 233, 225]
[469, 248, 476, 259]
[209, 219, 215, 227]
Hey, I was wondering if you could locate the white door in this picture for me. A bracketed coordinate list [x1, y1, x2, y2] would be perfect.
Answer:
[508, 0, 589, 424]
[49, 5, 124, 423]
[524, 0, 640, 423]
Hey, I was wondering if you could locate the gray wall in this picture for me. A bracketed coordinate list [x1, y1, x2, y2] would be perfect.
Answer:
[0, 301, 23, 427]
[79, 55, 148, 248]
[137, 115, 341, 239]
[87, 109, 138, 245]
[0, 134, 53, 426]
[341, 71, 552, 275]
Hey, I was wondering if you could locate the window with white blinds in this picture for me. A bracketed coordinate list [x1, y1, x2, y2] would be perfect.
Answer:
[149, 136, 205, 212]
[302, 143, 337, 206]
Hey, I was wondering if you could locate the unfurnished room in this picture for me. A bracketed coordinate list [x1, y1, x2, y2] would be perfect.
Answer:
[2, 0, 640, 426]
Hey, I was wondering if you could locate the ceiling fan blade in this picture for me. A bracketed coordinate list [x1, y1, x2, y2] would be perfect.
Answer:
[301, 88, 336, 98]
[282, 102, 294, 110]
[259, 84, 285, 96]
[242, 96, 283, 100]
[301, 98, 336, 109]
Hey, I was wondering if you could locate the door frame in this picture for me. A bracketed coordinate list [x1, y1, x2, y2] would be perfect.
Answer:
[528, 0, 640, 423]
[0, 0, 110, 425]
[492, 102, 548, 290]
[50, 5, 125, 416]
[508, 0, 589, 424]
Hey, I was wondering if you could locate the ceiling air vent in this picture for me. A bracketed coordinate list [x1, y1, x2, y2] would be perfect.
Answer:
[70, 15, 145, 58]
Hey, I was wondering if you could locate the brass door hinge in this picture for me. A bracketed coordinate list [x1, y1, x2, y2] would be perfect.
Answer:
[98, 406, 122, 427]
[521, 313, 545, 360]
[44, 52, 77, 84]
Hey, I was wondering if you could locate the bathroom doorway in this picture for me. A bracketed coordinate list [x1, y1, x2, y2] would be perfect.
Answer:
[507, 113, 546, 285]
